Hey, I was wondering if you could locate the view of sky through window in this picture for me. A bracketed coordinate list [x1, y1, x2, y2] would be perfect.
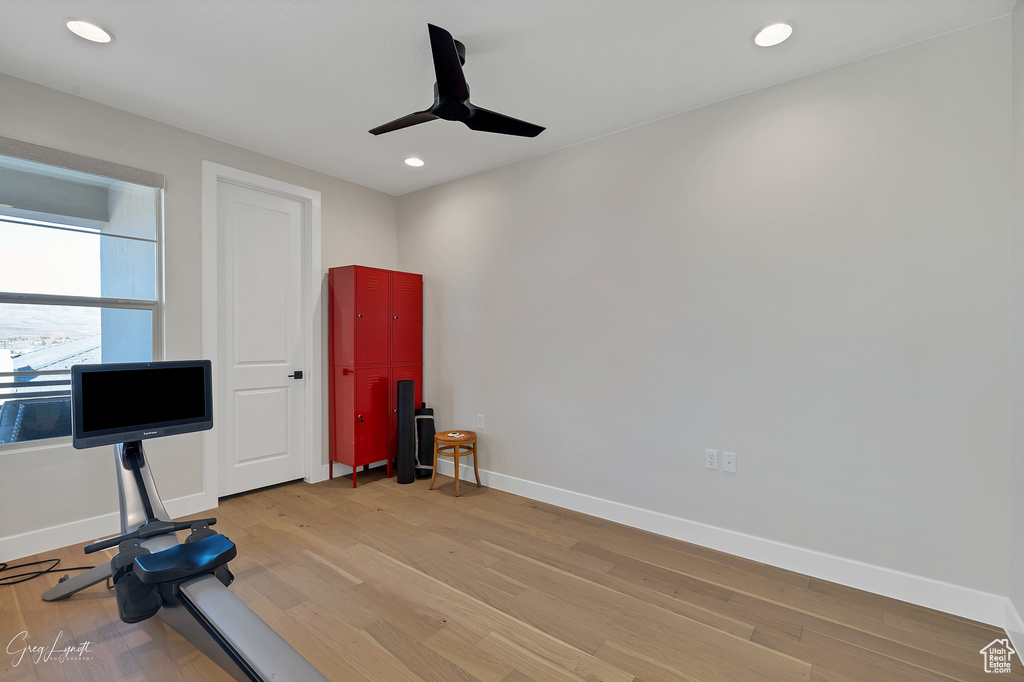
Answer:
[0, 220, 102, 355]
[0, 221, 101, 296]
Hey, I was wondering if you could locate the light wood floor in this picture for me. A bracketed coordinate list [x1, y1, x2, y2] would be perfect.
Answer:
[2, 469, 1020, 681]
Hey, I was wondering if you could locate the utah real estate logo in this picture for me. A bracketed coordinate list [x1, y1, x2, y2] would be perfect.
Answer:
[980, 639, 1016, 674]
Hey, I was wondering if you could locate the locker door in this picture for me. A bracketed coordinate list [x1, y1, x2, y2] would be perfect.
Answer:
[354, 267, 390, 365]
[390, 271, 422, 364]
[330, 366, 356, 467]
[354, 367, 390, 468]
[328, 267, 353, 367]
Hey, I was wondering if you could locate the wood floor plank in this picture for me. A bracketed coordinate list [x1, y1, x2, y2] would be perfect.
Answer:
[484, 619, 636, 682]
[422, 529, 503, 569]
[421, 627, 515, 682]
[345, 526, 528, 605]
[594, 639, 703, 682]
[738, 591, 1007, 681]
[574, 540, 736, 603]
[364, 618, 480, 682]
[462, 505, 581, 549]
[559, 541, 755, 638]
[337, 542, 639, 681]
[597, 536, 886, 630]
[485, 547, 811, 681]
[487, 586, 609, 654]
[797, 628, 969, 682]
[286, 600, 426, 682]
[475, 630, 599, 682]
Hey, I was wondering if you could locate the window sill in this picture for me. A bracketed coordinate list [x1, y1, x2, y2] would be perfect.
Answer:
[0, 436, 73, 454]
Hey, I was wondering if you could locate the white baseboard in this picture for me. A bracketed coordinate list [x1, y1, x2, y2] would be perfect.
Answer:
[0, 492, 212, 563]
[436, 460, 1017, 634]
[163, 491, 216, 519]
[1005, 600, 1024, 655]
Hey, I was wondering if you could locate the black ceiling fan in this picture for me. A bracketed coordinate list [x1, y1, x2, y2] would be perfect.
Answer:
[369, 23, 545, 138]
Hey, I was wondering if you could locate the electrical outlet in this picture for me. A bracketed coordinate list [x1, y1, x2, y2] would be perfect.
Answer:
[722, 451, 736, 474]
[476, 414, 485, 429]
[704, 449, 718, 470]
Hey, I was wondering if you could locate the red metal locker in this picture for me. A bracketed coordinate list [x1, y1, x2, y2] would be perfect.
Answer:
[328, 265, 423, 487]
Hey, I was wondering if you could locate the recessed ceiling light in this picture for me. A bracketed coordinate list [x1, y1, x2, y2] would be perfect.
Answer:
[754, 22, 792, 48]
[66, 19, 113, 44]
[404, 157, 425, 167]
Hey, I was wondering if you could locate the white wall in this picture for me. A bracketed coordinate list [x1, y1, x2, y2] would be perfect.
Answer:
[0, 72, 398, 557]
[399, 18, 1012, 597]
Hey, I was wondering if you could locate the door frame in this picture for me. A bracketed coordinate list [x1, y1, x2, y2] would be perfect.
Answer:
[200, 161, 323, 510]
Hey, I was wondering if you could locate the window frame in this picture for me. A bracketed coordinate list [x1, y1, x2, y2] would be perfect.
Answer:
[0, 137, 165, 451]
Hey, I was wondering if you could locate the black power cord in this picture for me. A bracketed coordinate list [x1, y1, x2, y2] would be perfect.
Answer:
[0, 559, 95, 587]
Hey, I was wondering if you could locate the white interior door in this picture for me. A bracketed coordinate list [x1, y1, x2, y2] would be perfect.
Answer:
[217, 180, 306, 496]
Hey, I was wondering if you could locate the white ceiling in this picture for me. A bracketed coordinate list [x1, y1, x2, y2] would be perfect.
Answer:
[1, 1, 1016, 196]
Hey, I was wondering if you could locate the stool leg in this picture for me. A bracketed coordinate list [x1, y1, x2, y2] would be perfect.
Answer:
[454, 445, 461, 497]
[429, 441, 439, 490]
[472, 443, 481, 488]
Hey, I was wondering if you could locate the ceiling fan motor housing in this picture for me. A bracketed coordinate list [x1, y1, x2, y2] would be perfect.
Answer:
[434, 95, 471, 121]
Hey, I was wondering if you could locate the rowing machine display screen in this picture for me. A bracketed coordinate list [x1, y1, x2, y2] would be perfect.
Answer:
[70, 360, 213, 449]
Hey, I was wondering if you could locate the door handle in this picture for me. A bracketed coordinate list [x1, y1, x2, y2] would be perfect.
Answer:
[288, 370, 303, 379]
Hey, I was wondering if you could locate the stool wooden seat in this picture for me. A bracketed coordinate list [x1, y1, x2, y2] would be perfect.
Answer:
[429, 430, 480, 497]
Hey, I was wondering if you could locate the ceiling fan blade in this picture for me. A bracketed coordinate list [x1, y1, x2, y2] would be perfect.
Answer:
[463, 106, 545, 137]
[369, 110, 438, 136]
[428, 23, 470, 102]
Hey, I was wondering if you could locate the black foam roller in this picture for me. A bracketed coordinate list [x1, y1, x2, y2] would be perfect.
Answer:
[396, 380, 416, 484]
[415, 403, 435, 479]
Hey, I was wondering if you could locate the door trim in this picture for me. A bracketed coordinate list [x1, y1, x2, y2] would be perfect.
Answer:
[201, 161, 323, 510]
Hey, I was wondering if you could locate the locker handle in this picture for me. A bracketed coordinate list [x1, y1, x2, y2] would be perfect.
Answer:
[357, 314, 363, 318]
[358, 414, 363, 423]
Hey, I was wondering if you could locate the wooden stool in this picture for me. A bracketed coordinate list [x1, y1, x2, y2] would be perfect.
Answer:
[429, 430, 480, 497]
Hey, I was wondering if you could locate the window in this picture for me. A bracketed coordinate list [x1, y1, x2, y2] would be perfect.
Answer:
[0, 147, 163, 446]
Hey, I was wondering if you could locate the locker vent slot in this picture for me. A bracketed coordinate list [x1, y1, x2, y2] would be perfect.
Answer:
[365, 277, 383, 291]
[399, 280, 416, 294]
